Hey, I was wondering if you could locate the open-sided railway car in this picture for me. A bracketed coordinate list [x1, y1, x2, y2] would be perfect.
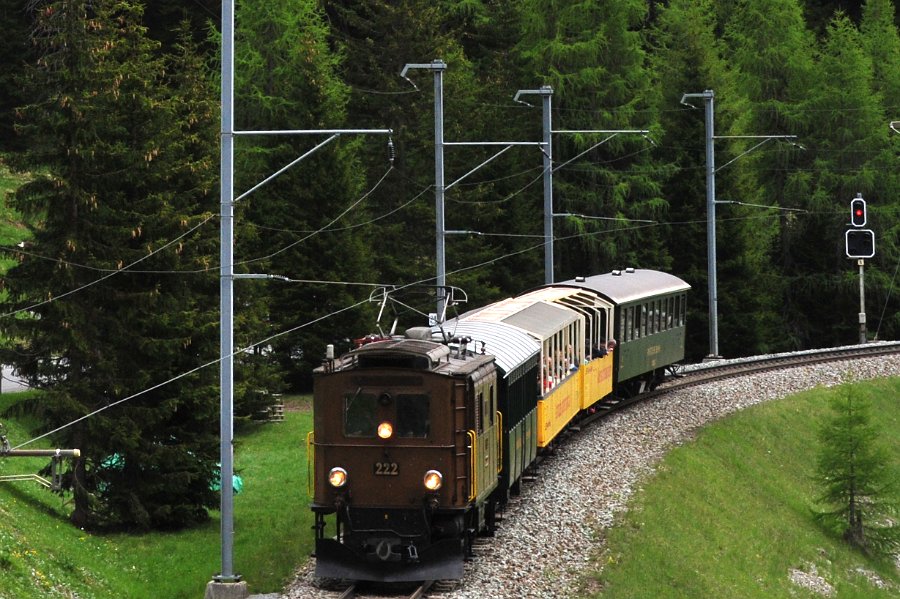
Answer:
[308, 268, 689, 582]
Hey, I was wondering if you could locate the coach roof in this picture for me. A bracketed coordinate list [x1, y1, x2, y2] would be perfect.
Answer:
[551, 269, 690, 305]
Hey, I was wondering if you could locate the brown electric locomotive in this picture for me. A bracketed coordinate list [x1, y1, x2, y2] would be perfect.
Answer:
[309, 334, 502, 582]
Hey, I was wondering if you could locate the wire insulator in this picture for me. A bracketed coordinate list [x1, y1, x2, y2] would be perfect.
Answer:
[387, 137, 395, 164]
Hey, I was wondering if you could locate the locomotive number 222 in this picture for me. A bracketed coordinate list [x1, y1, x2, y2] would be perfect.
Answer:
[374, 462, 399, 476]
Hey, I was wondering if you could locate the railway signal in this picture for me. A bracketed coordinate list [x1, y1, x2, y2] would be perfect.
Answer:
[845, 194, 875, 259]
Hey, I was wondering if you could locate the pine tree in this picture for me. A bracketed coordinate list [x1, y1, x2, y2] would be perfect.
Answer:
[814, 376, 900, 555]
[1, 1, 219, 529]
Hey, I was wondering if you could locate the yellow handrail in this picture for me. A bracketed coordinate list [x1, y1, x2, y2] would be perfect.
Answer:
[496, 411, 503, 474]
[466, 430, 477, 502]
[306, 431, 315, 497]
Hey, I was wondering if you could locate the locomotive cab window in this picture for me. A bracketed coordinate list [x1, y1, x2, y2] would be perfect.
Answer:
[344, 392, 378, 437]
[396, 394, 430, 437]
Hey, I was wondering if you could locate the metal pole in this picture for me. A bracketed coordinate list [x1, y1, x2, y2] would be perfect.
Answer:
[683, 90, 719, 358]
[858, 259, 867, 344]
[682, 91, 799, 358]
[434, 61, 446, 319]
[217, 0, 239, 585]
[702, 91, 719, 358]
[513, 87, 555, 284]
[2, 449, 81, 458]
[210, 9, 393, 592]
[541, 88, 554, 284]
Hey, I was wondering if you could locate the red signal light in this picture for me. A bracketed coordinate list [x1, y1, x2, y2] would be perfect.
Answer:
[850, 198, 866, 227]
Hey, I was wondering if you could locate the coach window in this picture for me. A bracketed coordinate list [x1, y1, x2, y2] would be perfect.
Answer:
[639, 304, 647, 338]
[489, 383, 496, 426]
[624, 307, 633, 342]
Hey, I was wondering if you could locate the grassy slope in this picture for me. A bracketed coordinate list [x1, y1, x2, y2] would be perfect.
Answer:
[583, 377, 900, 598]
[0, 394, 314, 599]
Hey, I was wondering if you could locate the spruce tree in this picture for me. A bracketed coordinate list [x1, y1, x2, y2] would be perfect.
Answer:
[723, 0, 817, 350]
[1, 1, 219, 529]
[814, 376, 900, 555]
[649, 0, 780, 360]
[514, 0, 669, 278]
[797, 14, 894, 346]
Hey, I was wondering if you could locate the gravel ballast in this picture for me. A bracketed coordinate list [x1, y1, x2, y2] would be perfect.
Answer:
[281, 355, 900, 599]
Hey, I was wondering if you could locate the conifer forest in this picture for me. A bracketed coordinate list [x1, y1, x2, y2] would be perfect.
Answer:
[0, 0, 897, 529]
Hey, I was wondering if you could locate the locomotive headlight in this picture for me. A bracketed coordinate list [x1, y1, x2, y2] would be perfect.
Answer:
[423, 469, 443, 491]
[377, 421, 393, 439]
[328, 467, 348, 488]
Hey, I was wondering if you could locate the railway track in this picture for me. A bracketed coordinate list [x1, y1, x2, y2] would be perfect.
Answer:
[665, 341, 900, 390]
[331, 580, 435, 599]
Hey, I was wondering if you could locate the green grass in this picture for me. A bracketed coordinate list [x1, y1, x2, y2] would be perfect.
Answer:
[0, 393, 314, 598]
[580, 377, 900, 598]
[0, 156, 31, 275]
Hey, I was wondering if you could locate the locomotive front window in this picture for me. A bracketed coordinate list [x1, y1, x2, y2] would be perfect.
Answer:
[396, 394, 430, 437]
[344, 391, 378, 437]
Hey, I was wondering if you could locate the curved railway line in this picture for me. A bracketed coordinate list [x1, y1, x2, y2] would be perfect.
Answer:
[296, 342, 900, 599]
[668, 341, 900, 388]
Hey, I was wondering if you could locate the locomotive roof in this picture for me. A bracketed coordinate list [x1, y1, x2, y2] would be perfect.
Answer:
[343, 337, 493, 376]
[552, 269, 690, 305]
[351, 338, 452, 364]
[431, 319, 540, 376]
